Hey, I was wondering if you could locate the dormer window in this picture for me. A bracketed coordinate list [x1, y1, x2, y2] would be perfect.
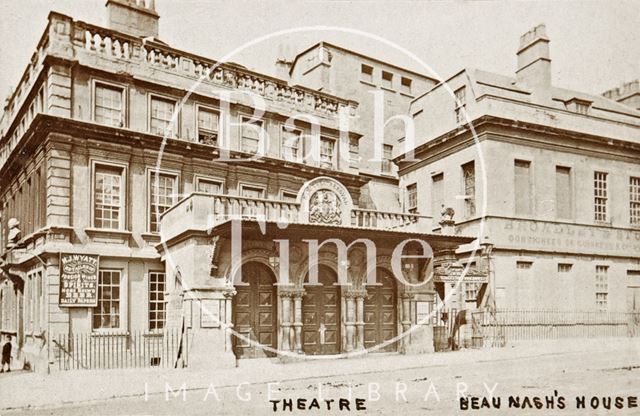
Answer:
[565, 98, 592, 115]
[575, 102, 590, 115]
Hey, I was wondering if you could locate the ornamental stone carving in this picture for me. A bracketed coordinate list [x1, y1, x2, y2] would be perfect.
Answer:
[297, 176, 353, 226]
[6, 218, 21, 249]
[308, 190, 342, 225]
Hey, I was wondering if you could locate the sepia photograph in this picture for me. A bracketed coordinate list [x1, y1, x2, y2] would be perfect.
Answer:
[0, 0, 638, 414]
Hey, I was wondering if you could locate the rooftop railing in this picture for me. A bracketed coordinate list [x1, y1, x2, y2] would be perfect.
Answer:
[0, 12, 358, 170]
[73, 18, 356, 118]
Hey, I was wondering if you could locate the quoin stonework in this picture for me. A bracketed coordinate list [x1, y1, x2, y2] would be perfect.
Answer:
[0, 1, 638, 373]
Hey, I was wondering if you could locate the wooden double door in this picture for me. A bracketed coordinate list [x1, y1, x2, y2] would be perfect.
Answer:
[302, 266, 341, 355]
[233, 262, 277, 358]
[364, 269, 398, 352]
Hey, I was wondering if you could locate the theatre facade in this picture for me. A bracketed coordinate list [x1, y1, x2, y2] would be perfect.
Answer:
[0, 1, 476, 371]
[158, 176, 474, 367]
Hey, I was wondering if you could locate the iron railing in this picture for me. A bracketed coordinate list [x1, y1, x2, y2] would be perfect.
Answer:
[472, 309, 640, 343]
[53, 328, 187, 371]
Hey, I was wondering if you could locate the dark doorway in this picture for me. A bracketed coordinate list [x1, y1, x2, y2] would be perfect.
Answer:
[302, 266, 341, 355]
[233, 262, 277, 358]
[364, 268, 397, 352]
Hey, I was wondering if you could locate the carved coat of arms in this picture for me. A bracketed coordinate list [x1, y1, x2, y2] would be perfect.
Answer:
[308, 190, 342, 225]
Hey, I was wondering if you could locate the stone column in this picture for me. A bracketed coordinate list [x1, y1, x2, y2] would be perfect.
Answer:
[400, 292, 413, 352]
[222, 289, 236, 354]
[293, 291, 304, 353]
[279, 291, 293, 352]
[355, 293, 365, 350]
[343, 291, 358, 352]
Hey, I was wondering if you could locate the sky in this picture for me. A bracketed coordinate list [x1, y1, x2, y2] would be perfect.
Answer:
[0, 0, 638, 102]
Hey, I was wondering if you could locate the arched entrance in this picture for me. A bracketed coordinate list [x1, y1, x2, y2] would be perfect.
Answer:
[364, 268, 398, 352]
[302, 265, 341, 355]
[232, 262, 277, 358]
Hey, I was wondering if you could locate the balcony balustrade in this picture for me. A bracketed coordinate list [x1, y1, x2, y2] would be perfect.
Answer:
[160, 193, 432, 242]
[0, 12, 357, 171]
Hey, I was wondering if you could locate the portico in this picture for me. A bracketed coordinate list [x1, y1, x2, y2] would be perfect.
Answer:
[158, 177, 475, 367]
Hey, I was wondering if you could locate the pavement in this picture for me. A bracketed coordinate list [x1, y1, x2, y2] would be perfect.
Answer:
[0, 337, 638, 413]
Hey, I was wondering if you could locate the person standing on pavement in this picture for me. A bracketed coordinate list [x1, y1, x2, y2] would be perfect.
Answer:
[1, 335, 12, 372]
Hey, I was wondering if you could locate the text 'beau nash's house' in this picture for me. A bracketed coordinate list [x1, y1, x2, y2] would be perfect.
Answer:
[0, 0, 638, 372]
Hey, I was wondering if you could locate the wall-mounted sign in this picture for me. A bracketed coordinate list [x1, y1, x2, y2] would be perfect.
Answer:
[165, 289, 185, 329]
[200, 299, 221, 328]
[415, 301, 432, 325]
[433, 264, 488, 284]
[59, 253, 99, 307]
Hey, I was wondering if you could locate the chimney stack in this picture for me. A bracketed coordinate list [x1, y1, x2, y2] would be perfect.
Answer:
[106, 0, 159, 38]
[274, 44, 293, 80]
[516, 24, 551, 90]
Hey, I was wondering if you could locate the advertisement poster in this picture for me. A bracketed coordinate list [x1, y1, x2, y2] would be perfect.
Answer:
[59, 253, 99, 307]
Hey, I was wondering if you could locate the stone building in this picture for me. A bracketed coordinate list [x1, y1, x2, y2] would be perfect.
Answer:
[0, 0, 471, 371]
[603, 80, 640, 111]
[395, 24, 640, 313]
